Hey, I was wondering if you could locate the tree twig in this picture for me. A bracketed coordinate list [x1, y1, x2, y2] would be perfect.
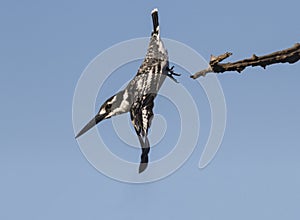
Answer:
[191, 43, 300, 79]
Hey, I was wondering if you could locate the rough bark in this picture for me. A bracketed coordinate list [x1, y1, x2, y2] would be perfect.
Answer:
[191, 43, 300, 79]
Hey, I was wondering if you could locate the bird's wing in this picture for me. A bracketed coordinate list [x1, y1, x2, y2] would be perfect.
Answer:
[130, 94, 155, 173]
[130, 94, 155, 138]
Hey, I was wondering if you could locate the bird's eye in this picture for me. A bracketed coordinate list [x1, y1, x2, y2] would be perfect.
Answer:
[106, 103, 112, 109]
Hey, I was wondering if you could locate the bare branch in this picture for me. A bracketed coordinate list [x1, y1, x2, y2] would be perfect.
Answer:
[191, 43, 300, 79]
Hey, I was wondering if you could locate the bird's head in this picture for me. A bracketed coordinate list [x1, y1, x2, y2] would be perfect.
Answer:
[75, 90, 130, 139]
[98, 90, 130, 120]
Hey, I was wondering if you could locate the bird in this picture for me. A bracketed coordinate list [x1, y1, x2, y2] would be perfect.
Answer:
[75, 8, 180, 173]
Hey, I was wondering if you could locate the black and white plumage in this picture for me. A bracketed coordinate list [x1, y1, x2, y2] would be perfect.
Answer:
[75, 8, 180, 173]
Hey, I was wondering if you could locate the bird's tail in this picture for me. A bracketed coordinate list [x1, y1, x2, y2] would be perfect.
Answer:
[75, 114, 103, 138]
[151, 8, 159, 35]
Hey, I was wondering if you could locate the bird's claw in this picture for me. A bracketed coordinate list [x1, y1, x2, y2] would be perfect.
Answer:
[165, 66, 181, 83]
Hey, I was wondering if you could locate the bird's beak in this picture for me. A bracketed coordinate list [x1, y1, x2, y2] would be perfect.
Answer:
[75, 113, 105, 139]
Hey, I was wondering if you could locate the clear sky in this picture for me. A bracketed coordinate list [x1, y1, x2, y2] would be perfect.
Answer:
[1, 0, 300, 219]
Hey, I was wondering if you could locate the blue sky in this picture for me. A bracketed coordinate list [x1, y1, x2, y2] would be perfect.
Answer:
[1, 0, 300, 219]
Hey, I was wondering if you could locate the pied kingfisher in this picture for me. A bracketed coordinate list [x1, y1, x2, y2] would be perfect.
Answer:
[75, 8, 180, 173]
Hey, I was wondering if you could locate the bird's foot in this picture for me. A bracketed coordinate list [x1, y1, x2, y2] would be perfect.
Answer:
[165, 66, 181, 83]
